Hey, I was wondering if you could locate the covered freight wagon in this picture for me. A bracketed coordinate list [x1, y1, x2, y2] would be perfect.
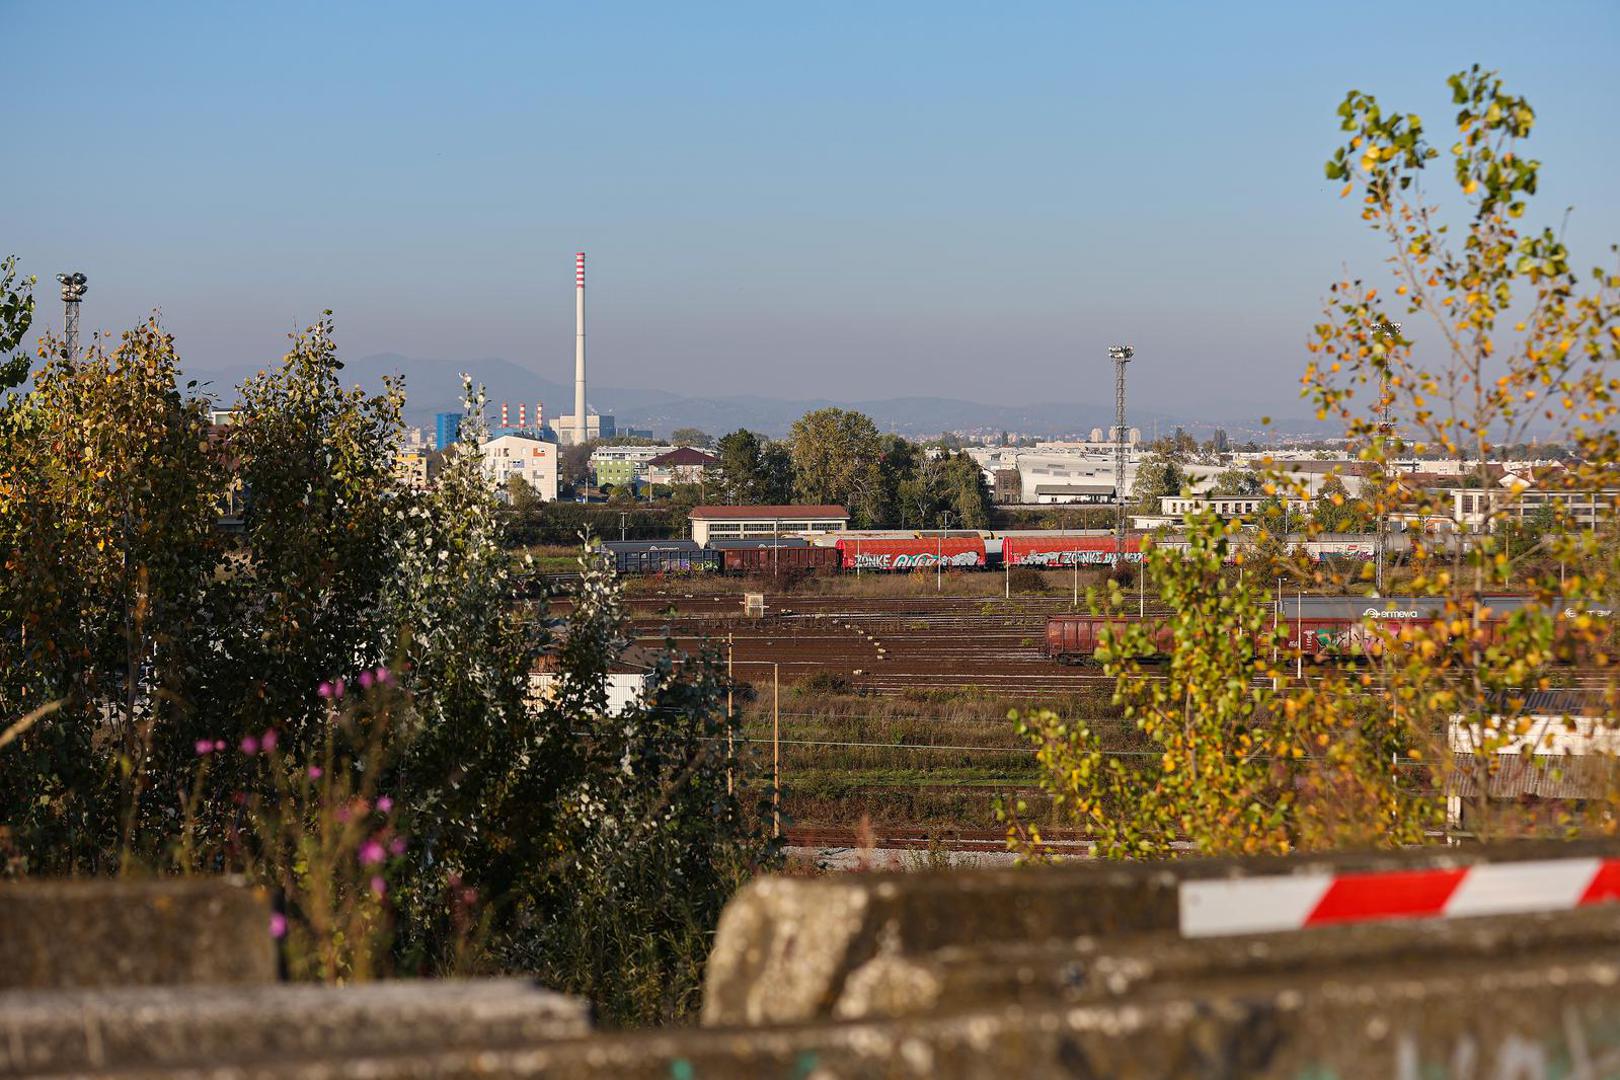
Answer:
[1281, 594, 1544, 659]
[1003, 535, 1142, 567]
[1045, 615, 1175, 663]
[835, 536, 986, 571]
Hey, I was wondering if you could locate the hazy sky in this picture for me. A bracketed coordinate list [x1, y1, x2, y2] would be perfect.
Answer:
[6, 1, 1618, 418]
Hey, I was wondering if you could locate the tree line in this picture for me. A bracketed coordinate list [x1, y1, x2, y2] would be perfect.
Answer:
[0, 287, 772, 1022]
[715, 408, 994, 529]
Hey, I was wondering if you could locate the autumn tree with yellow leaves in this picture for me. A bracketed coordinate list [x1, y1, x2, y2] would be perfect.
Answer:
[1010, 67, 1618, 857]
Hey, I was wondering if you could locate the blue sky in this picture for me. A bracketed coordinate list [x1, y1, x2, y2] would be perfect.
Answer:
[6, 1, 1618, 419]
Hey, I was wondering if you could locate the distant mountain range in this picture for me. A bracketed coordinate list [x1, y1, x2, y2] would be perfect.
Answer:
[185, 352, 1324, 441]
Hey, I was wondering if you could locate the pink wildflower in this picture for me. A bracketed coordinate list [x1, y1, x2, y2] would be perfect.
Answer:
[239, 736, 259, 755]
[260, 729, 279, 752]
[317, 682, 333, 699]
[194, 739, 214, 756]
[213, 740, 226, 752]
[369, 875, 387, 897]
[387, 836, 406, 856]
[359, 840, 386, 866]
[269, 913, 287, 940]
[375, 796, 393, 814]
[375, 666, 393, 685]
[333, 677, 346, 699]
[307, 765, 323, 780]
[359, 670, 374, 690]
[459, 887, 477, 906]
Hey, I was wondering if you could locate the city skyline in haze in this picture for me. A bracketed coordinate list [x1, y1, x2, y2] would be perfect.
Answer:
[6, 1, 1619, 421]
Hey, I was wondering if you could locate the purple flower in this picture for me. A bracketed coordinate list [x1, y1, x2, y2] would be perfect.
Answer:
[194, 739, 214, 756]
[359, 840, 386, 866]
[387, 836, 406, 856]
[375, 666, 393, 686]
[269, 913, 288, 940]
[317, 682, 333, 699]
[369, 875, 387, 897]
[213, 740, 226, 752]
[307, 765, 323, 780]
[375, 796, 393, 814]
[239, 736, 259, 755]
[260, 729, 279, 753]
[333, 677, 346, 699]
[359, 670, 374, 690]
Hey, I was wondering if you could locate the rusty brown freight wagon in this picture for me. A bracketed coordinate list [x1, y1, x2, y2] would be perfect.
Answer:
[718, 544, 842, 576]
[1044, 615, 1175, 663]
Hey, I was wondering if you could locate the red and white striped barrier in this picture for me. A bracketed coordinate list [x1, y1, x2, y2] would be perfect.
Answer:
[1179, 857, 1620, 937]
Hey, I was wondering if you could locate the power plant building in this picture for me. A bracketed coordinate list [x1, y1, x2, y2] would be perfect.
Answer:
[551, 412, 615, 445]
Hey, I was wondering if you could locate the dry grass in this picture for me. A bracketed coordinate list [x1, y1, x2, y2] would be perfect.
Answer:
[735, 685, 1142, 829]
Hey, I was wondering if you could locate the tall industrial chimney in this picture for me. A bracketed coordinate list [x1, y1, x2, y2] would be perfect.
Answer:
[518, 403, 527, 429]
[574, 252, 587, 445]
[501, 402, 509, 429]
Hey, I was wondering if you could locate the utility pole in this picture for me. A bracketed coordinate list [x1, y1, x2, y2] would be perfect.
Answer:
[1108, 345, 1134, 566]
[1373, 322, 1400, 594]
[57, 272, 87, 360]
[726, 635, 734, 797]
[772, 662, 780, 840]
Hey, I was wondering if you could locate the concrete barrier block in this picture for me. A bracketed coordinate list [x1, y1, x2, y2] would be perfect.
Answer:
[74, 953, 1620, 1078]
[0, 879, 276, 989]
[703, 837, 1620, 1025]
[0, 979, 590, 1076]
[834, 903, 1620, 1019]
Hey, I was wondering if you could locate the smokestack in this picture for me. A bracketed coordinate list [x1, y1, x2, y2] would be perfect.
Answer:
[574, 252, 586, 445]
[518, 403, 527, 429]
[535, 401, 543, 430]
[501, 401, 509, 429]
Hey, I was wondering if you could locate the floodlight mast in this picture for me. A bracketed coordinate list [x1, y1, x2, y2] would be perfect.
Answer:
[1108, 345, 1134, 562]
[57, 272, 87, 360]
[1372, 321, 1401, 593]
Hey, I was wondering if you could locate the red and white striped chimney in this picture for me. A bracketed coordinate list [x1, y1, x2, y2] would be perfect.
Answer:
[535, 402, 544, 430]
[501, 401, 509, 429]
[518, 403, 527, 429]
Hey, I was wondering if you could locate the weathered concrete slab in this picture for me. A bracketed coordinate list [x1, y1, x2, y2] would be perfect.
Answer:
[834, 902, 1620, 1019]
[72, 953, 1620, 1079]
[0, 979, 590, 1077]
[0, 879, 275, 990]
[703, 837, 1620, 1025]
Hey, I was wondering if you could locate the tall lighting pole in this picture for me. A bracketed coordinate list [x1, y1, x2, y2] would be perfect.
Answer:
[1373, 322, 1401, 594]
[1108, 345, 1134, 564]
[57, 272, 87, 360]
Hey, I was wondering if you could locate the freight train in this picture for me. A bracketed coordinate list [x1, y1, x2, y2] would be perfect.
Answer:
[599, 532, 1379, 576]
[1044, 596, 1614, 665]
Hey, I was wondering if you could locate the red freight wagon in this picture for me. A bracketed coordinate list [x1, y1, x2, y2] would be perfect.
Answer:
[835, 536, 987, 571]
[1044, 615, 1175, 663]
[1003, 536, 1142, 567]
[719, 545, 842, 575]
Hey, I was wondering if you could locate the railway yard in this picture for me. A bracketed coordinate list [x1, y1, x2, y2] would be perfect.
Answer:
[547, 571, 1616, 851]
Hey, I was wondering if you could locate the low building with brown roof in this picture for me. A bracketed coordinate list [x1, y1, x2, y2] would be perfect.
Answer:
[688, 505, 850, 546]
